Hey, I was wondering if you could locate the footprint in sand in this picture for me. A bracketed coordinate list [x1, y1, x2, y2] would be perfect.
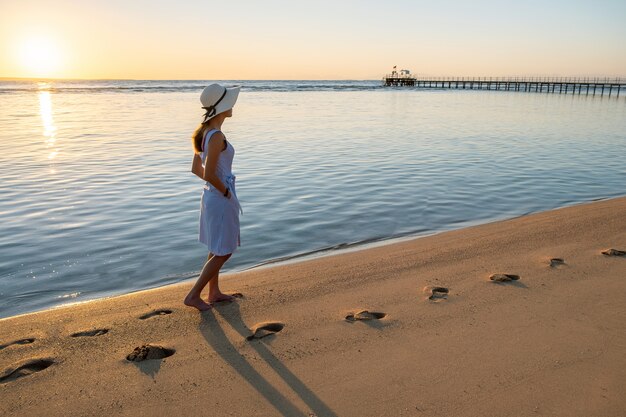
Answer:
[549, 258, 566, 268]
[0, 338, 36, 351]
[423, 286, 449, 301]
[602, 249, 626, 257]
[489, 273, 520, 283]
[246, 322, 284, 340]
[138, 309, 173, 320]
[71, 328, 109, 337]
[126, 345, 175, 362]
[345, 310, 386, 322]
[0, 358, 54, 384]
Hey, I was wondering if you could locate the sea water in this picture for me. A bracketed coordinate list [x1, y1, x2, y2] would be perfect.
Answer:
[0, 80, 624, 318]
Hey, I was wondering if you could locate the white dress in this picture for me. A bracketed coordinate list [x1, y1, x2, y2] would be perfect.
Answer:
[198, 128, 242, 255]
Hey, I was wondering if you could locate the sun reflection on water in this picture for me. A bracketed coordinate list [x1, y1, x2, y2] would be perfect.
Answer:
[38, 83, 59, 166]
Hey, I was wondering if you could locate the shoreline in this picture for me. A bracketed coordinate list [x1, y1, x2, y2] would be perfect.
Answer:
[1, 196, 625, 416]
[239, 194, 620, 272]
[3, 194, 622, 322]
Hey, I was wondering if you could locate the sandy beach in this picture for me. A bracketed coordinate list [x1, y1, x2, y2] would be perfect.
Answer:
[1, 196, 625, 417]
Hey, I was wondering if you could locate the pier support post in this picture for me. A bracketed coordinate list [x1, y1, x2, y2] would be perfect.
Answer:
[387, 77, 623, 99]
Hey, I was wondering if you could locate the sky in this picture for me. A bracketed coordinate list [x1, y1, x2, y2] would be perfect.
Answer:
[0, 0, 625, 80]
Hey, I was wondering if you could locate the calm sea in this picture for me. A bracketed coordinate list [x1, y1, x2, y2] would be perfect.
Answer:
[1, 80, 625, 319]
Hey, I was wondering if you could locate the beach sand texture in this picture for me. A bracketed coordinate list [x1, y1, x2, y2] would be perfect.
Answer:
[1, 197, 625, 417]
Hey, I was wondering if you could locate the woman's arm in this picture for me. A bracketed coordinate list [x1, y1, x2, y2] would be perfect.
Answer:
[202, 131, 231, 198]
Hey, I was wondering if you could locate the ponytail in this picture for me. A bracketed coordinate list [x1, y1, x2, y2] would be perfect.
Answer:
[192, 123, 208, 154]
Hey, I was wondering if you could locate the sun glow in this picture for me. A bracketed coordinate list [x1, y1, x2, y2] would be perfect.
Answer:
[18, 37, 63, 78]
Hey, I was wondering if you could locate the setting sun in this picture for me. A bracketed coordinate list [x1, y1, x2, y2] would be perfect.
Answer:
[17, 37, 63, 78]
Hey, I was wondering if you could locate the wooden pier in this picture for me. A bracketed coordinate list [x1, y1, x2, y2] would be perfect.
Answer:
[383, 76, 626, 97]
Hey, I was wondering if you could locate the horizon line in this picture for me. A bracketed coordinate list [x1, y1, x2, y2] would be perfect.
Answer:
[2, 74, 626, 82]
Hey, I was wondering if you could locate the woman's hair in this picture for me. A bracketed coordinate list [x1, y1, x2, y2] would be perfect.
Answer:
[192, 122, 208, 154]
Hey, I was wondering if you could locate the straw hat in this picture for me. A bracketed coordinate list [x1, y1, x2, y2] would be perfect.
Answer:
[200, 83, 240, 122]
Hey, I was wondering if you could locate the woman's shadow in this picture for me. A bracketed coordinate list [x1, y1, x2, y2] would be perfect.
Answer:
[199, 302, 338, 417]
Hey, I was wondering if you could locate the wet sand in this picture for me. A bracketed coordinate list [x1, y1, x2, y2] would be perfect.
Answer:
[1, 196, 625, 417]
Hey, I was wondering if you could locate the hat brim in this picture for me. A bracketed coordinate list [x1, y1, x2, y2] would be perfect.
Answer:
[210, 86, 240, 119]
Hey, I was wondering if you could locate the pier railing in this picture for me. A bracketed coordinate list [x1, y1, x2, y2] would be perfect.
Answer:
[414, 76, 624, 84]
[384, 75, 625, 84]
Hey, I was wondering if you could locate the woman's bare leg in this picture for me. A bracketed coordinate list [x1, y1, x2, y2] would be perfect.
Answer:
[203, 252, 236, 303]
[184, 253, 231, 311]
[207, 271, 236, 303]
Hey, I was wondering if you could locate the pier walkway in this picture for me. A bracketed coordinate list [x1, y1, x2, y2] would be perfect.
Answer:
[383, 76, 625, 97]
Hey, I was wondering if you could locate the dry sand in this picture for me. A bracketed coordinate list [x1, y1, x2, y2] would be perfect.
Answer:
[1, 197, 625, 417]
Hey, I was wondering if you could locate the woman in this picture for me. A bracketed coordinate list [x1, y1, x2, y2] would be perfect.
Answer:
[185, 83, 243, 311]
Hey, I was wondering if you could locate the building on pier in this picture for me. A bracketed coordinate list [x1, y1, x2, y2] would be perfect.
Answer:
[383, 66, 416, 86]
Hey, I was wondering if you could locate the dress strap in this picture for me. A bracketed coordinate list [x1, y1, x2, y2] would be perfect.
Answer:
[201, 128, 221, 152]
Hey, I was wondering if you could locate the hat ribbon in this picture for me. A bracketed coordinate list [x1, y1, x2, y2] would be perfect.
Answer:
[202, 87, 228, 123]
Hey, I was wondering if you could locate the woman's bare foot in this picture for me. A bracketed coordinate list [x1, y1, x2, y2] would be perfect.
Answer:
[184, 294, 213, 311]
[208, 292, 236, 303]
